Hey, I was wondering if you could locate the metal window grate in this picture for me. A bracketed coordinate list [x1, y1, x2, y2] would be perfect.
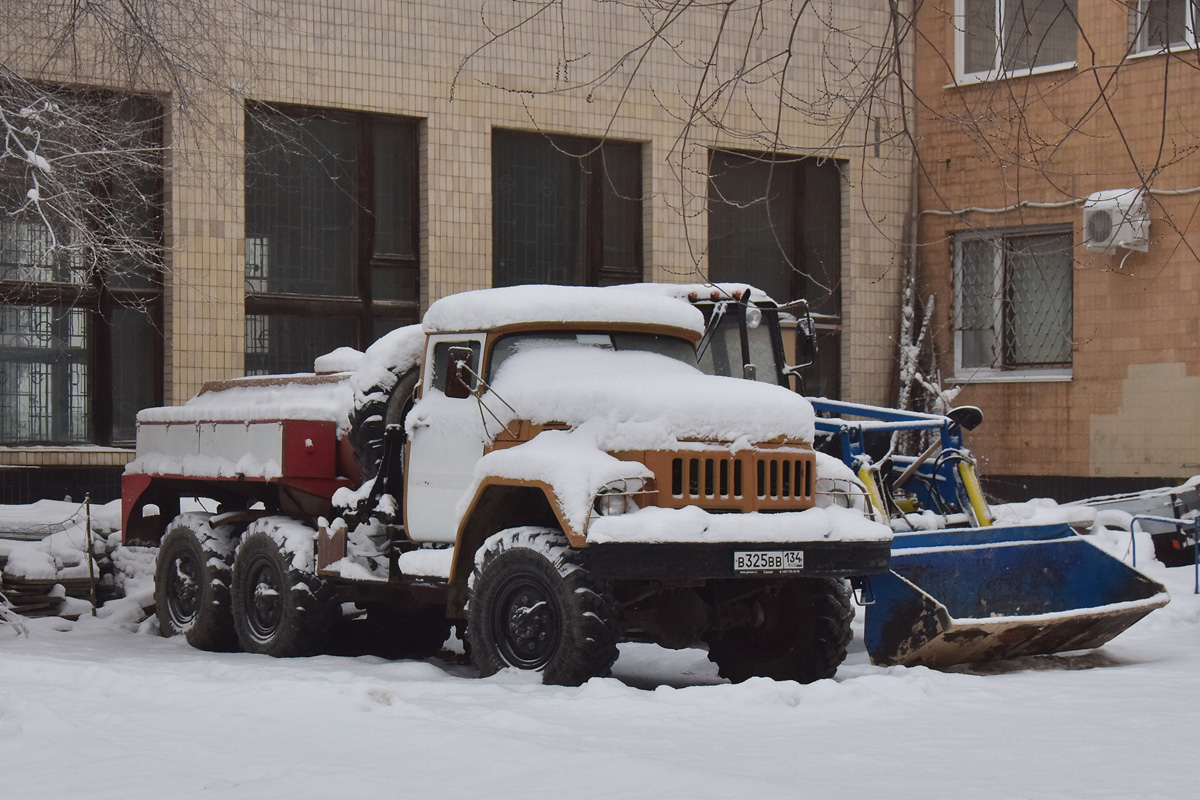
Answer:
[0, 306, 89, 443]
[956, 230, 1073, 370]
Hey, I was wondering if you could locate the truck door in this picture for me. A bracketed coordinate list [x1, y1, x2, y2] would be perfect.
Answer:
[404, 333, 487, 544]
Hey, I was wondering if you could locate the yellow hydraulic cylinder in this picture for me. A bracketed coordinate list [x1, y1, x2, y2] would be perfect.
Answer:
[957, 461, 993, 527]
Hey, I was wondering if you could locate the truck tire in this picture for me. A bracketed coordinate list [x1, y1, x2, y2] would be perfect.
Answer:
[705, 578, 853, 684]
[348, 368, 420, 479]
[467, 527, 619, 686]
[231, 518, 333, 657]
[154, 513, 239, 652]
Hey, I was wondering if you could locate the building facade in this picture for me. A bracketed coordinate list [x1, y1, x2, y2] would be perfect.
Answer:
[1, 1, 913, 502]
[915, 0, 1200, 498]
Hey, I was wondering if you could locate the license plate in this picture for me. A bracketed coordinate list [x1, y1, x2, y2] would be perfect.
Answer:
[733, 550, 804, 573]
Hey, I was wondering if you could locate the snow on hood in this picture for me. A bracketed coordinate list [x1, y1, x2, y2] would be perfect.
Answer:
[484, 345, 814, 447]
[422, 285, 705, 336]
[457, 425, 655, 536]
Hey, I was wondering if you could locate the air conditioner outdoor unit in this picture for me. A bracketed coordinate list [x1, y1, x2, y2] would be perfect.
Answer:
[1083, 188, 1149, 254]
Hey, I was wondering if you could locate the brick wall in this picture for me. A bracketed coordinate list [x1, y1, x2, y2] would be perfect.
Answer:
[915, 0, 1200, 482]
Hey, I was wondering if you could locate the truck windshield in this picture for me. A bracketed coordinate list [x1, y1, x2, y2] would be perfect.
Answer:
[488, 331, 698, 380]
[697, 309, 781, 384]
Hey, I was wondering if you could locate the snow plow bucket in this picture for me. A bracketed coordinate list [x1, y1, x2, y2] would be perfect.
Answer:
[863, 524, 1170, 668]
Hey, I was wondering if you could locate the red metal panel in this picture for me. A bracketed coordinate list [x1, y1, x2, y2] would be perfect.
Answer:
[282, 420, 338, 479]
[120, 473, 155, 542]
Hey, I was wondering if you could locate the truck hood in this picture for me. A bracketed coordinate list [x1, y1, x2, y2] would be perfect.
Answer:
[484, 345, 814, 449]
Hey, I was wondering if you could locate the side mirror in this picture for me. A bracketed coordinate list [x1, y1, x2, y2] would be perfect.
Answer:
[946, 405, 984, 431]
[793, 313, 817, 369]
[445, 346, 475, 399]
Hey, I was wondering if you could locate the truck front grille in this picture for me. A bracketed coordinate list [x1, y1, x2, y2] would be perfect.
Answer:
[644, 448, 815, 512]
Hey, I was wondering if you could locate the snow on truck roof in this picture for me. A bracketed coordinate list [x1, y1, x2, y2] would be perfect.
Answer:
[618, 282, 781, 306]
[422, 285, 705, 336]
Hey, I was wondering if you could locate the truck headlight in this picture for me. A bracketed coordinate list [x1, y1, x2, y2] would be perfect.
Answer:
[593, 479, 640, 516]
[595, 490, 629, 516]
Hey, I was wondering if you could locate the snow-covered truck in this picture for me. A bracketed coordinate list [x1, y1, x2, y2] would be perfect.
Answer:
[122, 285, 891, 684]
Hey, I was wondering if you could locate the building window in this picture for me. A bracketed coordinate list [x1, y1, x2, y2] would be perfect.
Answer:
[958, 0, 1078, 79]
[1134, 0, 1198, 52]
[954, 229, 1073, 375]
[244, 104, 419, 375]
[707, 150, 843, 398]
[0, 92, 162, 446]
[492, 130, 642, 288]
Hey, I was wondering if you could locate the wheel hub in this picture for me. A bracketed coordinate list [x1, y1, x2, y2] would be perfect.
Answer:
[245, 556, 283, 640]
[494, 579, 560, 669]
[167, 552, 200, 625]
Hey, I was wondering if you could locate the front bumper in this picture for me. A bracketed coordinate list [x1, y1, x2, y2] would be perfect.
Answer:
[580, 538, 890, 581]
[579, 502, 891, 581]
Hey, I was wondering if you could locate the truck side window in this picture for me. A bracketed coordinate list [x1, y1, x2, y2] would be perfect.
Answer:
[431, 341, 482, 396]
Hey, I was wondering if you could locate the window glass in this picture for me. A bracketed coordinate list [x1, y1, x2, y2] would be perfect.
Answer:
[489, 331, 695, 380]
[807, 326, 841, 399]
[245, 112, 358, 297]
[493, 132, 584, 287]
[1138, 0, 1193, 50]
[432, 341, 482, 393]
[492, 131, 642, 288]
[245, 314, 357, 376]
[801, 159, 843, 319]
[1002, 0, 1077, 71]
[374, 122, 417, 258]
[961, 1, 1077, 75]
[958, 238, 998, 369]
[964, 0, 999, 73]
[708, 152, 797, 303]
[0, 219, 86, 284]
[111, 307, 157, 442]
[696, 312, 777, 383]
[707, 150, 843, 396]
[600, 142, 643, 281]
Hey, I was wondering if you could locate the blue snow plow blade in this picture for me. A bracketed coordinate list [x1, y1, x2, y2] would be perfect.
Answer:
[864, 523, 1170, 668]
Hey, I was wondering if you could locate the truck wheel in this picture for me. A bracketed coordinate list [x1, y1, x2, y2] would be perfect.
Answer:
[467, 527, 619, 686]
[705, 578, 853, 684]
[154, 513, 239, 652]
[231, 518, 333, 657]
[348, 368, 420, 479]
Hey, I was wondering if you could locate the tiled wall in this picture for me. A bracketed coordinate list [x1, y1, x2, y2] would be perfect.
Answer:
[4, 1, 913, 474]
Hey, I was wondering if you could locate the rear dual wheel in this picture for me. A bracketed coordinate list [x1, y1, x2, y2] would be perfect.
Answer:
[231, 518, 334, 658]
[155, 513, 239, 652]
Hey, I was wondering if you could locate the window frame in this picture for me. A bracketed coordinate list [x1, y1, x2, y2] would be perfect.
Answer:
[1133, 0, 1199, 55]
[954, 0, 1079, 84]
[0, 91, 164, 447]
[243, 102, 421, 375]
[952, 225, 1075, 382]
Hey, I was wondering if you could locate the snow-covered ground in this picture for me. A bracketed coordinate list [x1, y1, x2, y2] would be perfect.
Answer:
[1, 530, 1197, 799]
